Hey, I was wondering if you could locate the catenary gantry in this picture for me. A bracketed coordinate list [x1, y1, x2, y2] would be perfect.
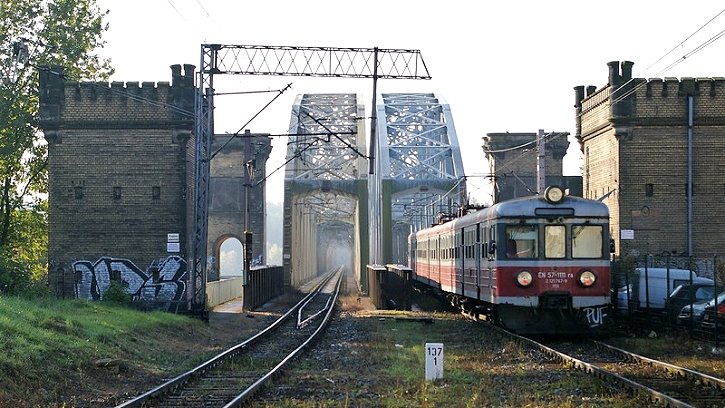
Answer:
[190, 44, 430, 309]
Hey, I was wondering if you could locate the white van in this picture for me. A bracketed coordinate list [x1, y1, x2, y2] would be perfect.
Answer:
[616, 268, 714, 311]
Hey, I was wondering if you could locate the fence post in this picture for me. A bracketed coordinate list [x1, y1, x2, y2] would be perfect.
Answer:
[714, 255, 720, 349]
[644, 255, 650, 310]
[666, 253, 671, 304]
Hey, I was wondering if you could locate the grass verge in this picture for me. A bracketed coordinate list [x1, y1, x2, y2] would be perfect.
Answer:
[0, 295, 210, 407]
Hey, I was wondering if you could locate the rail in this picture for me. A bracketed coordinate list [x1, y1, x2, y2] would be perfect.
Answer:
[115, 267, 342, 407]
[481, 321, 725, 407]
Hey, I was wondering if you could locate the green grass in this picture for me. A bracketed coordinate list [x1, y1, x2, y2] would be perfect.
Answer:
[366, 318, 650, 407]
[0, 295, 208, 406]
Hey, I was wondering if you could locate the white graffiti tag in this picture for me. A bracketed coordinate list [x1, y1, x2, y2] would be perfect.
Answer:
[72, 256, 186, 306]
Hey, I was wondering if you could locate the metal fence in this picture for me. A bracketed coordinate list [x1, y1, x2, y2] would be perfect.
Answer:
[244, 266, 285, 310]
[612, 254, 722, 346]
[366, 264, 412, 310]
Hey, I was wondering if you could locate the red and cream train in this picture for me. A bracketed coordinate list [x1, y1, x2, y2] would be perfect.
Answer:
[408, 186, 611, 334]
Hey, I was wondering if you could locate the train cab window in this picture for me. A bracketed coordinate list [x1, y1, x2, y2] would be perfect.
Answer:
[544, 225, 566, 258]
[572, 225, 604, 258]
[505, 225, 538, 258]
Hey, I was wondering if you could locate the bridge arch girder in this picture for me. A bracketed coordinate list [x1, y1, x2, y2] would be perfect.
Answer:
[372, 93, 465, 264]
[283, 94, 368, 289]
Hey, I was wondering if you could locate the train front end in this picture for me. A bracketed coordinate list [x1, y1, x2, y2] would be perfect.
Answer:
[493, 186, 611, 334]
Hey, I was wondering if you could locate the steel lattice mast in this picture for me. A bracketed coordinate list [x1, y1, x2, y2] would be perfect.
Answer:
[190, 44, 430, 311]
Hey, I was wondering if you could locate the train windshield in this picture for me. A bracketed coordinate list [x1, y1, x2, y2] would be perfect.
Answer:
[544, 225, 566, 258]
[506, 225, 538, 258]
[504, 224, 605, 259]
[572, 225, 604, 258]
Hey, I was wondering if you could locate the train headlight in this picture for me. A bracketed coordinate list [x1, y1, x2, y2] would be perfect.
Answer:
[578, 270, 596, 287]
[516, 270, 533, 287]
[544, 186, 565, 204]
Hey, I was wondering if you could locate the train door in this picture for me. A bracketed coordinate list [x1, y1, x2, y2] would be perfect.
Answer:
[479, 222, 490, 302]
[435, 235, 441, 288]
[456, 229, 463, 296]
[456, 228, 464, 296]
[475, 223, 481, 299]
[488, 224, 497, 296]
[408, 234, 415, 270]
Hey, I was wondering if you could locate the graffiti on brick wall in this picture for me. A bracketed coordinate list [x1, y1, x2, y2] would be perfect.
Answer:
[72, 256, 186, 307]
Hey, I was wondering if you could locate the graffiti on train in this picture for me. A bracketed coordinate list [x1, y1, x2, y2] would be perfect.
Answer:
[72, 256, 186, 306]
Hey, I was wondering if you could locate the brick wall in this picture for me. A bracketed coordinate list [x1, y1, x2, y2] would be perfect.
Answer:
[577, 61, 725, 258]
[39, 64, 195, 304]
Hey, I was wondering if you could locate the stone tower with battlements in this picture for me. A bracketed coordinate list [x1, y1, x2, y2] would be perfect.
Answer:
[39, 64, 196, 304]
[208, 130, 272, 281]
[575, 61, 725, 259]
[483, 131, 580, 202]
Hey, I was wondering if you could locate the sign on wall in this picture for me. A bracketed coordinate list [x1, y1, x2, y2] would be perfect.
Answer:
[167, 233, 180, 252]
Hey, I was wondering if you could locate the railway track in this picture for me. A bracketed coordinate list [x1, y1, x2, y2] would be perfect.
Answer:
[115, 267, 344, 408]
[486, 323, 725, 408]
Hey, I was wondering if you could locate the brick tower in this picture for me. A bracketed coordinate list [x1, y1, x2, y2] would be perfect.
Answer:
[39, 64, 195, 305]
[575, 61, 725, 259]
[483, 131, 579, 202]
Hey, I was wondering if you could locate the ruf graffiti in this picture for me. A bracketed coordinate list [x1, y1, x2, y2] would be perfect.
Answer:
[72, 256, 186, 305]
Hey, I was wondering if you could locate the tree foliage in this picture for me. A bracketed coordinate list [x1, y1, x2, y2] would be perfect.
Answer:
[0, 0, 112, 291]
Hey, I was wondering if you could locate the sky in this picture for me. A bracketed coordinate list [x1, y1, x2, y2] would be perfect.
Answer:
[96, 1, 725, 205]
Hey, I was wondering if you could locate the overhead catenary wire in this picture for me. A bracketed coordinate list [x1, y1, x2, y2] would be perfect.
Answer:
[209, 83, 292, 160]
[575, 8, 725, 121]
[165, 0, 188, 22]
[636, 8, 725, 78]
[193, 0, 214, 23]
[607, 8, 725, 106]
[396, 176, 467, 218]
[610, 26, 725, 106]
[301, 111, 368, 159]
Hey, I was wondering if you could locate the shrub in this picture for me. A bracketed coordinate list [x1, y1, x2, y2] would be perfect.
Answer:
[103, 281, 131, 304]
[0, 255, 32, 295]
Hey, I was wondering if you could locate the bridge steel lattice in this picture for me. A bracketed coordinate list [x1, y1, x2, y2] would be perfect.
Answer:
[373, 93, 465, 264]
[283, 93, 368, 288]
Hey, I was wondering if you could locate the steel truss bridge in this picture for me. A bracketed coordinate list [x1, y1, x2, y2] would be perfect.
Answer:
[190, 44, 464, 308]
[283, 92, 465, 292]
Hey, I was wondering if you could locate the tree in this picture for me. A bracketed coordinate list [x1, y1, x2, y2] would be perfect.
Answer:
[0, 0, 112, 291]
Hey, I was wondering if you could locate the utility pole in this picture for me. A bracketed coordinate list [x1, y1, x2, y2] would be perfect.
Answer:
[244, 129, 252, 284]
[536, 129, 545, 193]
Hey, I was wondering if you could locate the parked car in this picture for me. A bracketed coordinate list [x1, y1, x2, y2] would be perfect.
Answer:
[664, 283, 717, 322]
[616, 268, 713, 312]
[701, 292, 725, 330]
[677, 291, 725, 328]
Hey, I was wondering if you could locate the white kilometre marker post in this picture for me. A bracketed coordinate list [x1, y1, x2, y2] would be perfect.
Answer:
[425, 342, 444, 381]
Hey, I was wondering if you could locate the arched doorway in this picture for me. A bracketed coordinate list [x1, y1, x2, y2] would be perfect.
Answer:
[219, 237, 243, 277]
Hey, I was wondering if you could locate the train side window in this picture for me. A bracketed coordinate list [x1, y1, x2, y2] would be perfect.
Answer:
[544, 225, 566, 258]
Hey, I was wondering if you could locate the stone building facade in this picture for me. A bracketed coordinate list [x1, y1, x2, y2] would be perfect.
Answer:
[483, 131, 582, 202]
[575, 61, 725, 259]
